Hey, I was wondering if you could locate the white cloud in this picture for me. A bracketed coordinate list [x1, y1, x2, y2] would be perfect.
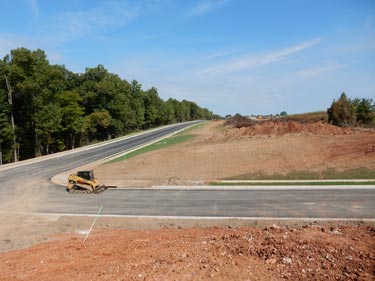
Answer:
[27, 0, 39, 17]
[296, 62, 345, 78]
[198, 38, 321, 76]
[49, 2, 140, 42]
[188, 0, 230, 17]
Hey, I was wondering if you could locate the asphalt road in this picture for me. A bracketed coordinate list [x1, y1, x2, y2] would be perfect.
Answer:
[42, 187, 375, 219]
[0, 121, 374, 219]
[0, 122, 199, 180]
[0, 122, 199, 211]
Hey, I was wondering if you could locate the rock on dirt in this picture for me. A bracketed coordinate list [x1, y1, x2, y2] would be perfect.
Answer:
[0, 224, 374, 281]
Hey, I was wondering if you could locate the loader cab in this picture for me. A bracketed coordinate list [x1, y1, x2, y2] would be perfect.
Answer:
[77, 170, 94, 181]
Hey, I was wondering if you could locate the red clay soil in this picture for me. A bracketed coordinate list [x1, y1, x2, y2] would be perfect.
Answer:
[225, 120, 360, 138]
[1, 225, 374, 281]
[96, 121, 375, 186]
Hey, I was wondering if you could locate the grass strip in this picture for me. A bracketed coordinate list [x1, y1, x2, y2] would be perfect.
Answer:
[107, 122, 207, 163]
[177, 122, 207, 134]
[224, 168, 375, 180]
[108, 134, 196, 163]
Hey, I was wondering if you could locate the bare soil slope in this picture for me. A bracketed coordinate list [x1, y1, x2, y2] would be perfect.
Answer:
[225, 119, 354, 136]
[96, 121, 375, 187]
[1, 121, 375, 280]
[1, 225, 374, 281]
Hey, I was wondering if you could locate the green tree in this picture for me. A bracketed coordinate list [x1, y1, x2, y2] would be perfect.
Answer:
[0, 113, 13, 164]
[280, 111, 288, 117]
[109, 91, 136, 135]
[144, 87, 163, 128]
[130, 80, 145, 129]
[78, 65, 111, 114]
[57, 91, 84, 149]
[180, 100, 191, 122]
[352, 98, 374, 126]
[166, 98, 181, 122]
[34, 103, 62, 155]
[1, 47, 216, 162]
[327, 93, 356, 127]
[4, 48, 65, 158]
[0, 60, 14, 163]
[83, 109, 111, 141]
[0, 83, 13, 164]
[164, 100, 176, 124]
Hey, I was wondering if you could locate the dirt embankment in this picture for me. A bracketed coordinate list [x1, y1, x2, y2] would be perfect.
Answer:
[224, 118, 370, 138]
[0, 224, 374, 281]
[95, 120, 375, 186]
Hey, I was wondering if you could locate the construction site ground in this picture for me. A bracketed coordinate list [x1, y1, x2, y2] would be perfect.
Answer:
[0, 219, 374, 281]
[96, 120, 375, 187]
[1, 120, 375, 280]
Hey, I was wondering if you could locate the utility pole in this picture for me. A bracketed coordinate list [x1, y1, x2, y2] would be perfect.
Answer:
[4, 75, 18, 162]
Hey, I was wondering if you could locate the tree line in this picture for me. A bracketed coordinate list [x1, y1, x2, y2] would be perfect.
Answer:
[327, 92, 375, 127]
[0, 48, 214, 164]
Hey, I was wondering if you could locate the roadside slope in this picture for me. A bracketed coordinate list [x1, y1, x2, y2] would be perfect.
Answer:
[95, 120, 375, 187]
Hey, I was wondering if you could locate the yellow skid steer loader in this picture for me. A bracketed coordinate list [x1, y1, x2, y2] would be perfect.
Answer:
[67, 170, 112, 194]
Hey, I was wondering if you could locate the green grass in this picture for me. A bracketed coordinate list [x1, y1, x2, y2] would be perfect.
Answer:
[288, 111, 328, 122]
[223, 168, 375, 180]
[108, 134, 196, 163]
[321, 168, 375, 179]
[211, 181, 375, 186]
[107, 122, 207, 163]
[177, 122, 207, 135]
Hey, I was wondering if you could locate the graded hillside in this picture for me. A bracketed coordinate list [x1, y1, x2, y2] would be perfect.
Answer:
[224, 119, 354, 137]
[95, 120, 375, 187]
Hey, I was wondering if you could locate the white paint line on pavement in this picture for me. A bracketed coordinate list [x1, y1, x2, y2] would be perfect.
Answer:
[50, 122, 204, 187]
[351, 205, 364, 209]
[0, 121, 200, 172]
[22, 212, 375, 222]
[101, 124, 196, 163]
[217, 179, 375, 183]
[111, 185, 375, 191]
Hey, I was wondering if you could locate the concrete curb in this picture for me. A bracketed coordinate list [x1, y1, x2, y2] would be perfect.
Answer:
[19, 212, 375, 223]
[215, 179, 375, 183]
[114, 185, 375, 191]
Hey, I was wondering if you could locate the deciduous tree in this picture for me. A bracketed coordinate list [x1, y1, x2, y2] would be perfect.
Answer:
[327, 93, 356, 127]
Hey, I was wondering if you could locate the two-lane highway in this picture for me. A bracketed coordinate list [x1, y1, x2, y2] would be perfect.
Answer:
[0, 121, 200, 181]
[0, 122, 201, 211]
[0, 120, 374, 220]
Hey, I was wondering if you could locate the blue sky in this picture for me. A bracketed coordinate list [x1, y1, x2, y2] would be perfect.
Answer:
[0, 0, 374, 115]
